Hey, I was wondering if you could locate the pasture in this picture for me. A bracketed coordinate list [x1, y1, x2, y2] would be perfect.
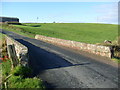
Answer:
[1, 23, 118, 44]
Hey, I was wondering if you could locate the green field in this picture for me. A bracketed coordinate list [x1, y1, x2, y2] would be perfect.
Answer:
[1, 23, 118, 44]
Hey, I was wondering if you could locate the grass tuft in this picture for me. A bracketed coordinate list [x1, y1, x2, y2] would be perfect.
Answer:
[12, 65, 32, 78]
[8, 76, 45, 88]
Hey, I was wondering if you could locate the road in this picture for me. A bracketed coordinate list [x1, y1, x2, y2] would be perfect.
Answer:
[1, 29, 119, 88]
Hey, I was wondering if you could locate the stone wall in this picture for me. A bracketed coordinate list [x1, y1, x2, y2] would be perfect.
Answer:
[35, 35, 112, 58]
[6, 36, 28, 66]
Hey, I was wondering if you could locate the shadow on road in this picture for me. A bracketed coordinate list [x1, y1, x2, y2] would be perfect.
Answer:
[16, 39, 90, 77]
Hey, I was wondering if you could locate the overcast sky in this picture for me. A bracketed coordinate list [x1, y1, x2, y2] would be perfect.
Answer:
[1, 0, 119, 24]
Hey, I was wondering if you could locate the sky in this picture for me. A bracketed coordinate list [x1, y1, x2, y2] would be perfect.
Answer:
[1, 1, 118, 24]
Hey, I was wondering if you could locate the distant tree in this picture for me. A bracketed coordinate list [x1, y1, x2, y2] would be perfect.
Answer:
[37, 17, 39, 23]
[53, 21, 56, 23]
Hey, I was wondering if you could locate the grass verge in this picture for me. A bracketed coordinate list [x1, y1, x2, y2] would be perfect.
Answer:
[2, 59, 11, 78]
[0, 24, 35, 38]
[7, 65, 45, 89]
[8, 75, 45, 88]
[112, 58, 120, 63]
[2, 63, 45, 89]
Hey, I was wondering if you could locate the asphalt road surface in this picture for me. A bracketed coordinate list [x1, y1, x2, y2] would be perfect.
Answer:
[1, 29, 119, 88]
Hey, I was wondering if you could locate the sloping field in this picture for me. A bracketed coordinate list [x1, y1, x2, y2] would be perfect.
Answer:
[1, 23, 118, 44]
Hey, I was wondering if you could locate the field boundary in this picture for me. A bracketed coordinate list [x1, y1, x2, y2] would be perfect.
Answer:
[35, 35, 112, 58]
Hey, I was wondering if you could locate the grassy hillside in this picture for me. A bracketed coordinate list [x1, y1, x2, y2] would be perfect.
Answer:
[1, 23, 118, 44]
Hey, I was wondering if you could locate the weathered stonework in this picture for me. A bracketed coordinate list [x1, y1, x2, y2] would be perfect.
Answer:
[35, 35, 112, 58]
[6, 36, 28, 66]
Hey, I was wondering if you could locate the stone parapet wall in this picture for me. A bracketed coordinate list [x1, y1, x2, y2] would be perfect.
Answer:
[6, 36, 28, 66]
[35, 35, 112, 58]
